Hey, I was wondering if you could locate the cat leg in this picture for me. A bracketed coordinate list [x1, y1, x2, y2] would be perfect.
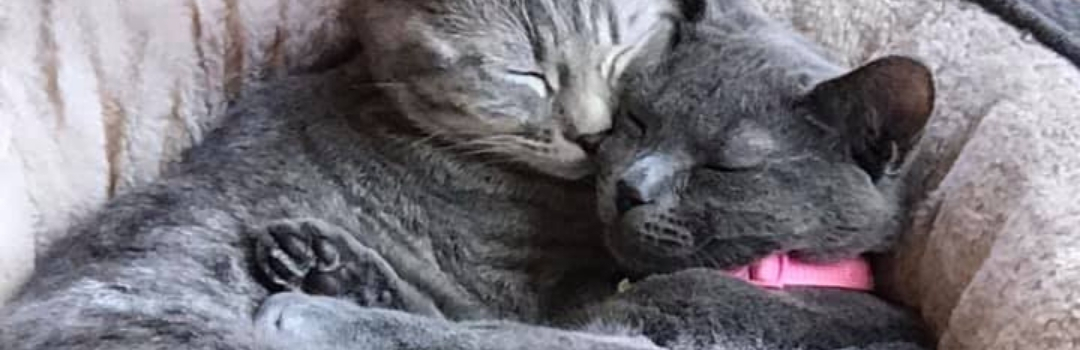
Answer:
[835, 343, 928, 350]
[253, 218, 441, 316]
[255, 292, 664, 350]
[568, 269, 928, 350]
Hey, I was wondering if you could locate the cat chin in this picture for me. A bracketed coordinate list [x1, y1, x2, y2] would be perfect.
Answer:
[603, 239, 693, 276]
[602, 207, 698, 275]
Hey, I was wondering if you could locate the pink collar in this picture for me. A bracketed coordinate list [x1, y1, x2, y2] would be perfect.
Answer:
[724, 253, 874, 291]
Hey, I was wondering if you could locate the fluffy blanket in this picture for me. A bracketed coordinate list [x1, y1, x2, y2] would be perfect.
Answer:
[1, 0, 1077, 348]
[971, 0, 1080, 66]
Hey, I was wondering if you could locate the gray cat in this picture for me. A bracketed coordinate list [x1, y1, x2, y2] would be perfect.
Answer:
[574, 1, 934, 348]
[254, 1, 935, 349]
[0, 0, 688, 349]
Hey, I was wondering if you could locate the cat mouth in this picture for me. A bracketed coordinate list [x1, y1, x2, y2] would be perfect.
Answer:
[603, 207, 699, 274]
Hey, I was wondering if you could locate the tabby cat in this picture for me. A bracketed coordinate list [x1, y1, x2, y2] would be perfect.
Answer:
[354, 0, 679, 179]
[0, 0, 686, 349]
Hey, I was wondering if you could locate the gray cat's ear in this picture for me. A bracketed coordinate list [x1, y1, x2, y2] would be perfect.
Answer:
[806, 56, 935, 179]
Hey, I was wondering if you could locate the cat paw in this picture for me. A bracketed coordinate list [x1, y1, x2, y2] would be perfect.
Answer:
[253, 218, 399, 309]
[254, 219, 336, 292]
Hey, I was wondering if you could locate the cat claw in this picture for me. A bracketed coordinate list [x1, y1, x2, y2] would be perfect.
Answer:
[256, 219, 344, 292]
[253, 218, 400, 309]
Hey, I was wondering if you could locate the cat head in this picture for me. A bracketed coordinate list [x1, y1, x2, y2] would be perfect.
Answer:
[596, 12, 935, 274]
[354, 0, 689, 179]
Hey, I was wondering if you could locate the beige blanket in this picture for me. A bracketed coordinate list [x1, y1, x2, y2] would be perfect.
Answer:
[2, 0, 1077, 348]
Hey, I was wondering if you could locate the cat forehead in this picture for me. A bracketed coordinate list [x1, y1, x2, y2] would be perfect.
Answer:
[419, 0, 677, 41]
[634, 29, 837, 126]
[587, 0, 679, 40]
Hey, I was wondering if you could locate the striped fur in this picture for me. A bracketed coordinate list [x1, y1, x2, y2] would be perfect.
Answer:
[356, 0, 681, 179]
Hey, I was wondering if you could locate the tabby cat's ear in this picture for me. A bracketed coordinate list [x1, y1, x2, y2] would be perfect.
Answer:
[678, 0, 707, 22]
[806, 56, 935, 179]
[677, 0, 763, 23]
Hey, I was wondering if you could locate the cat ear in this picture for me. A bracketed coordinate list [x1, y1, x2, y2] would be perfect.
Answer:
[677, 0, 707, 22]
[677, 0, 765, 23]
[806, 56, 935, 179]
[609, 2, 683, 78]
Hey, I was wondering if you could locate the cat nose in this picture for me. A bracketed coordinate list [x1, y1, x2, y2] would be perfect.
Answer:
[615, 179, 651, 214]
[613, 154, 678, 215]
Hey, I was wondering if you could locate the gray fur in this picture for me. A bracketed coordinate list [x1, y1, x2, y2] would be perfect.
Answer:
[355, 0, 682, 179]
[253, 289, 919, 350]
[574, 270, 927, 349]
[0, 64, 639, 349]
[255, 293, 664, 350]
[593, 0, 933, 274]
[0, 1, 695, 349]
[248, 2, 935, 350]
[577, 0, 933, 348]
[0, 1, 935, 349]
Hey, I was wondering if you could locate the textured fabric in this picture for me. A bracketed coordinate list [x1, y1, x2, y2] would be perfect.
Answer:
[726, 254, 874, 291]
[971, 0, 1080, 66]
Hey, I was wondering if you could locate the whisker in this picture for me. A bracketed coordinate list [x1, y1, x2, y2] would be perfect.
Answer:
[350, 79, 409, 88]
[403, 132, 547, 169]
[407, 133, 444, 149]
[477, 158, 519, 167]
[700, 250, 724, 269]
[690, 254, 707, 270]
[460, 148, 510, 157]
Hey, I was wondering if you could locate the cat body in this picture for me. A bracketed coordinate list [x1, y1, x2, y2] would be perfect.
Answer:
[580, 1, 935, 349]
[1, 0, 935, 349]
[0, 0, 687, 348]
[251, 1, 935, 349]
[0, 67, 626, 349]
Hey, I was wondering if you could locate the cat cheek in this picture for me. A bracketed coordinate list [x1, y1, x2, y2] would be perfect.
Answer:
[502, 73, 549, 98]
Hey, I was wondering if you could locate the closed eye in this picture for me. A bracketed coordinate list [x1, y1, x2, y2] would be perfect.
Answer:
[504, 70, 552, 97]
[701, 163, 759, 173]
[620, 110, 647, 137]
[701, 156, 767, 173]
